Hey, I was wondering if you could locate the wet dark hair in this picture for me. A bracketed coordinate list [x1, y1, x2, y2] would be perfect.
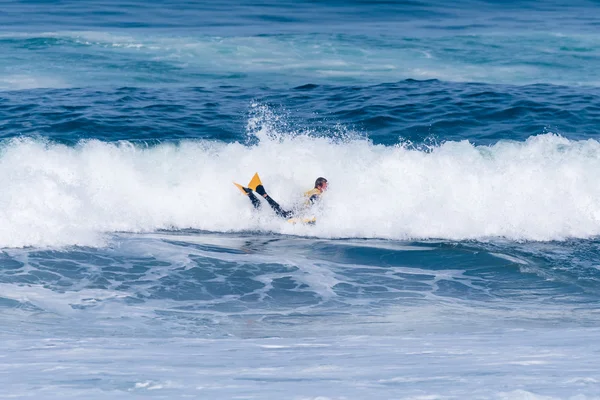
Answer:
[314, 177, 328, 188]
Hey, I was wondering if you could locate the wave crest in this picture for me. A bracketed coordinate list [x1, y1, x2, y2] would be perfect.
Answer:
[1, 130, 600, 247]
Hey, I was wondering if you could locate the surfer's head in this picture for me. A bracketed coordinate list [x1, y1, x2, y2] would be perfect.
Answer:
[315, 177, 328, 192]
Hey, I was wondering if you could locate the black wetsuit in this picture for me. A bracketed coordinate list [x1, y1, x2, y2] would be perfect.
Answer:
[246, 184, 322, 219]
[247, 187, 293, 218]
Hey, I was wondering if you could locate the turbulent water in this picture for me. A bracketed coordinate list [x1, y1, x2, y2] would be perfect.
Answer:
[2, 1, 600, 399]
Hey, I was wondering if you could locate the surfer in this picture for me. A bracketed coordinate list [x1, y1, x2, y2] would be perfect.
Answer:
[235, 174, 328, 220]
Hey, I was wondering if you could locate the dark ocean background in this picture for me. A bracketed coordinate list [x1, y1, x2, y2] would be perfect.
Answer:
[1, 1, 600, 399]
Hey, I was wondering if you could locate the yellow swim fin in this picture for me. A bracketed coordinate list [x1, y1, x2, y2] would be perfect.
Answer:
[247, 173, 262, 192]
[233, 182, 249, 195]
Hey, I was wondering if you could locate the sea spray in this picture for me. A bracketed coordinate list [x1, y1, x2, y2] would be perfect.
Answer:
[2, 130, 600, 247]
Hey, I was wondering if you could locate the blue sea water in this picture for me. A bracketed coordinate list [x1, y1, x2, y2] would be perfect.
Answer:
[2, 1, 600, 399]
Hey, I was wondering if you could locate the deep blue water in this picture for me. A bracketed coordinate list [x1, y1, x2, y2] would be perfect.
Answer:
[2, 82, 600, 146]
[1, 1, 600, 399]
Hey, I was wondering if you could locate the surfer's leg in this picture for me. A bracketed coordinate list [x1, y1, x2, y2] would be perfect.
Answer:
[263, 195, 293, 219]
[234, 180, 262, 210]
[254, 184, 293, 218]
[247, 191, 261, 209]
[235, 183, 262, 209]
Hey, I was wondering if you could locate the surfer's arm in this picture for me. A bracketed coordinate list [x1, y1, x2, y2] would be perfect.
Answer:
[303, 188, 322, 207]
[303, 193, 320, 208]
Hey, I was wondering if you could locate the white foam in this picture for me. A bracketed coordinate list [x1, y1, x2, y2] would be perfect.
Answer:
[1, 127, 600, 248]
[3, 329, 600, 400]
[0, 74, 68, 90]
[496, 390, 560, 400]
[0, 283, 128, 315]
[490, 253, 529, 265]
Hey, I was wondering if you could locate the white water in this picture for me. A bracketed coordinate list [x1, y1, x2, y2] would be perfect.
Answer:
[2, 328, 600, 399]
[2, 126, 600, 247]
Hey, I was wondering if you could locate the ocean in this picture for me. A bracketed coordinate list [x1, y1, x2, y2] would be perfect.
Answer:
[1, 0, 600, 398]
